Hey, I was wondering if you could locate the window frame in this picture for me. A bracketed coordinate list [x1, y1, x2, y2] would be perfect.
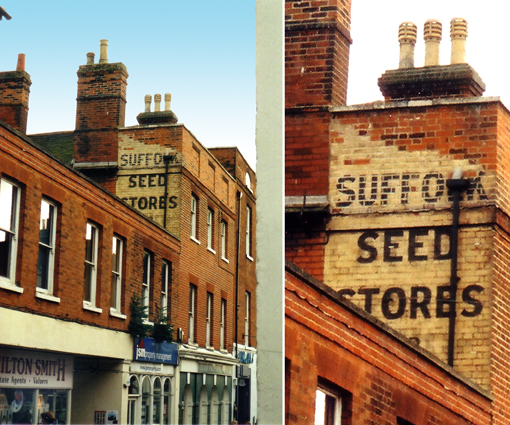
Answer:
[246, 205, 253, 260]
[220, 219, 228, 262]
[188, 284, 197, 344]
[191, 194, 200, 243]
[207, 208, 215, 252]
[0, 178, 21, 292]
[244, 291, 250, 347]
[161, 260, 171, 317]
[142, 250, 152, 321]
[220, 298, 226, 351]
[110, 235, 125, 318]
[83, 221, 101, 312]
[206, 292, 213, 348]
[36, 198, 59, 302]
[315, 379, 352, 425]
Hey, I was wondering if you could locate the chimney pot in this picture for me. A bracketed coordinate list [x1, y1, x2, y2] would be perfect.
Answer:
[398, 22, 417, 69]
[450, 18, 468, 64]
[424, 19, 442, 66]
[99, 39, 108, 64]
[86, 52, 95, 65]
[164, 93, 171, 111]
[154, 94, 162, 112]
[16, 54, 25, 71]
[144, 94, 152, 112]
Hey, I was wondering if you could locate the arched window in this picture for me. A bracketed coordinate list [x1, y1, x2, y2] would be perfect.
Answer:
[162, 378, 171, 425]
[153, 377, 162, 425]
[210, 387, 220, 425]
[221, 386, 230, 425]
[183, 385, 193, 425]
[128, 375, 141, 425]
[142, 376, 151, 425]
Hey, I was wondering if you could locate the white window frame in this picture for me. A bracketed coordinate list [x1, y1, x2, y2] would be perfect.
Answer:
[244, 291, 250, 347]
[0, 178, 21, 292]
[207, 208, 215, 252]
[246, 205, 253, 260]
[191, 194, 200, 243]
[315, 387, 342, 425]
[83, 222, 101, 312]
[142, 250, 152, 321]
[110, 235, 125, 318]
[161, 260, 170, 317]
[189, 284, 197, 344]
[36, 198, 59, 302]
[220, 298, 226, 351]
[221, 220, 228, 262]
[206, 292, 213, 348]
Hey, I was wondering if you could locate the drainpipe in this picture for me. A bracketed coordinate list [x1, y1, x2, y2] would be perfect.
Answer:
[234, 190, 242, 421]
[445, 168, 470, 367]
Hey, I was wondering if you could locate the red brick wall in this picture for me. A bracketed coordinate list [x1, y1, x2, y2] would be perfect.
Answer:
[285, 262, 492, 425]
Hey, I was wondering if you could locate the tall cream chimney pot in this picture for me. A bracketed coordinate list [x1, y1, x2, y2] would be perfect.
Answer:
[99, 39, 108, 64]
[424, 19, 442, 66]
[398, 22, 417, 69]
[154, 94, 162, 112]
[144, 95, 152, 113]
[165, 93, 171, 111]
[450, 18, 468, 64]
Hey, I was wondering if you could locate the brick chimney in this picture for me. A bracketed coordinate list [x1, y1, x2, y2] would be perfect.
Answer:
[0, 54, 31, 134]
[136, 93, 178, 125]
[74, 40, 128, 174]
[285, 0, 353, 108]
[378, 18, 485, 100]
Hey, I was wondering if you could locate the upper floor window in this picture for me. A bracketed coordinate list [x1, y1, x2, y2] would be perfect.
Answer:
[220, 298, 226, 351]
[142, 251, 152, 317]
[315, 380, 352, 425]
[191, 194, 199, 242]
[161, 260, 171, 316]
[245, 172, 252, 193]
[246, 205, 253, 259]
[37, 199, 57, 296]
[244, 291, 251, 347]
[110, 235, 124, 315]
[188, 284, 197, 344]
[207, 208, 214, 251]
[221, 220, 228, 262]
[206, 292, 213, 348]
[0, 178, 20, 289]
[84, 222, 100, 311]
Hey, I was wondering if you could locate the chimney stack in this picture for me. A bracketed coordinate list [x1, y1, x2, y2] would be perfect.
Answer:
[137, 93, 178, 125]
[0, 54, 31, 134]
[378, 18, 485, 100]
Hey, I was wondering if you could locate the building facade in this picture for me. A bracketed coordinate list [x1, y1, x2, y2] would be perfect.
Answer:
[286, 0, 510, 423]
[0, 39, 256, 424]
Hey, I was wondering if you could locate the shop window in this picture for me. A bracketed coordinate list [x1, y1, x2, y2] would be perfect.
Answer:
[0, 178, 20, 289]
[207, 208, 215, 251]
[128, 375, 140, 425]
[198, 386, 208, 425]
[153, 377, 162, 425]
[142, 376, 151, 425]
[220, 220, 228, 261]
[189, 284, 197, 344]
[220, 298, 226, 351]
[142, 251, 152, 319]
[110, 235, 124, 316]
[244, 291, 251, 347]
[206, 292, 213, 348]
[83, 221, 101, 311]
[315, 379, 352, 425]
[37, 198, 58, 298]
[162, 378, 170, 425]
[183, 385, 193, 425]
[191, 194, 199, 242]
[161, 261, 171, 317]
[246, 205, 253, 259]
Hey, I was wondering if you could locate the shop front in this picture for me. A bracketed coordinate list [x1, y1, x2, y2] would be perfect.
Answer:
[0, 347, 73, 425]
[128, 338, 178, 425]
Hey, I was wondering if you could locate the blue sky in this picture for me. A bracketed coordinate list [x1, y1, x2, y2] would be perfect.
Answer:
[0, 1, 256, 168]
[348, 0, 510, 108]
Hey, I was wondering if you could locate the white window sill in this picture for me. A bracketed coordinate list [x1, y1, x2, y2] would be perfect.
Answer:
[246, 254, 254, 262]
[206, 346, 215, 351]
[36, 291, 61, 303]
[0, 280, 23, 294]
[207, 247, 216, 255]
[221, 257, 229, 264]
[110, 308, 127, 320]
[83, 302, 102, 314]
[190, 236, 200, 245]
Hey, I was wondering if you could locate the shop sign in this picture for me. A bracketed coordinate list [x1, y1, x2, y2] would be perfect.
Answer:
[134, 338, 178, 365]
[238, 351, 254, 364]
[0, 348, 73, 389]
[197, 363, 232, 375]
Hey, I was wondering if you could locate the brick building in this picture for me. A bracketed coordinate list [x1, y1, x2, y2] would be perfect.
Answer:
[0, 40, 256, 424]
[286, 0, 510, 423]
